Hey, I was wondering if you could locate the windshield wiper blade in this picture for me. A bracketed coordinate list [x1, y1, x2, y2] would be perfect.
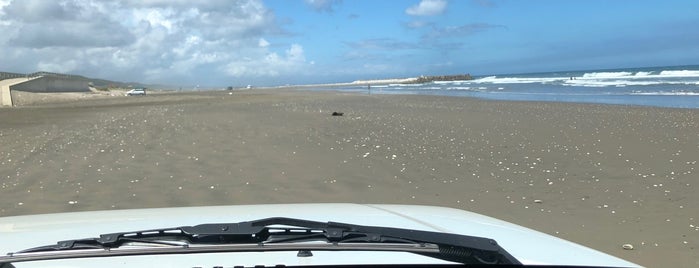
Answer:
[3, 217, 521, 265]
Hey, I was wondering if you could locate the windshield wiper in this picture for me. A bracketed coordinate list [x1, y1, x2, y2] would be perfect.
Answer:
[1, 217, 521, 265]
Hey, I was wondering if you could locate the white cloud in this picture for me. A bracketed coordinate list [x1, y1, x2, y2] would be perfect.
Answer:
[142, 9, 175, 32]
[0, 0, 305, 85]
[172, 35, 203, 57]
[2, 1, 133, 48]
[406, 0, 447, 16]
[38, 59, 78, 73]
[0, 0, 9, 17]
[223, 43, 307, 77]
[285, 44, 306, 62]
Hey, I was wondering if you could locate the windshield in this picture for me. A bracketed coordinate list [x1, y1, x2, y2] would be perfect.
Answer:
[0, 1, 697, 267]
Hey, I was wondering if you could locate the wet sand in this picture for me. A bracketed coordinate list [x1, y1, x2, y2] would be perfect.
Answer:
[1, 89, 697, 267]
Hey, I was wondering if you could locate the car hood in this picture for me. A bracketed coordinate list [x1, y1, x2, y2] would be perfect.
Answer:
[0, 203, 639, 267]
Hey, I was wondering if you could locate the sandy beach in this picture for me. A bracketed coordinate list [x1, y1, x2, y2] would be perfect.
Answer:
[1, 89, 697, 267]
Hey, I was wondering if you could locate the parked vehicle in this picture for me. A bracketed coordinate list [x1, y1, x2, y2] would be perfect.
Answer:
[126, 88, 146, 96]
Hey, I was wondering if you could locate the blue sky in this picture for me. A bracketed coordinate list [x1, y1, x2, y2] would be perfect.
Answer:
[1, 0, 698, 86]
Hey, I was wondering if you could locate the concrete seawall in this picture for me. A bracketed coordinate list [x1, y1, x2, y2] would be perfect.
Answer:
[1, 78, 32, 106]
[1, 76, 89, 106]
[9, 76, 89, 93]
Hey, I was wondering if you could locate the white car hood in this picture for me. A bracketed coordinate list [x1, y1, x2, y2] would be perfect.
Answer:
[0, 204, 639, 267]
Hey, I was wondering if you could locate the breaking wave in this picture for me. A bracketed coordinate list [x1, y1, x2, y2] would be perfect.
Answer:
[466, 68, 699, 87]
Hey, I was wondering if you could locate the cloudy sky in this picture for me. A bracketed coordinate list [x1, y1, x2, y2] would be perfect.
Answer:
[1, 0, 698, 86]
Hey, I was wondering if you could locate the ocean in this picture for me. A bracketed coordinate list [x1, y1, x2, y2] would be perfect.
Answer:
[329, 65, 699, 109]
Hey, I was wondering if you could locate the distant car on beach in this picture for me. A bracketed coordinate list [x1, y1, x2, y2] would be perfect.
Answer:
[126, 88, 146, 96]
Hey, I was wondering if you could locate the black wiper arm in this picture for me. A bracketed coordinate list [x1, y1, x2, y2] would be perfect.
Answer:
[9, 217, 521, 265]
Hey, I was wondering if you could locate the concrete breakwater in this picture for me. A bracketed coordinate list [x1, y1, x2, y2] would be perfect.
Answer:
[353, 74, 474, 86]
[411, 74, 473, 83]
